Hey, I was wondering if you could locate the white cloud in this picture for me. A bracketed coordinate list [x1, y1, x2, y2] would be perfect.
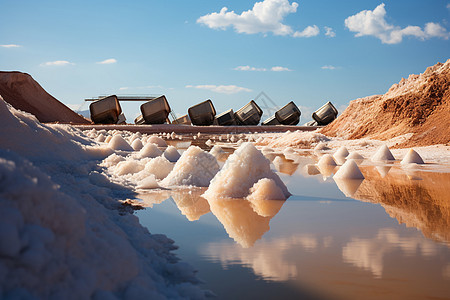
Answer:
[321, 65, 336, 70]
[197, 0, 318, 38]
[119, 87, 129, 91]
[345, 3, 450, 44]
[40, 60, 75, 67]
[234, 65, 267, 71]
[293, 25, 320, 38]
[186, 84, 252, 94]
[97, 58, 117, 64]
[447, 3, 450, 10]
[271, 66, 292, 71]
[324, 26, 336, 37]
[0, 44, 21, 48]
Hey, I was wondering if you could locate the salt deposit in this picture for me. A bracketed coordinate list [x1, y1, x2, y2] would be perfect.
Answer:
[317, 154, 337, 178]
[145, 156, 174, 180]
[347, 152, 364, 164]
[210, 145, 227, 162]
[131, 138, 143, 151]
[314, 141, 330, 151]
[0, 99, 207, 299]
[372, 145, 396, 162]
[203, 143, 290, 199]
[401, 149, 425, 165]
[147, 135, 167, 148]
[163, 145, 181, 162]
[334, 146, 350, 159]
[108, 135, 134, 151]
[115, 160, 145, 175]
[334, 159, 365, 179]
[162, 146, 219, 187]
[137, 174, 160, 189]
[247, 178, 285, 202]
[139, 143, 163, 158]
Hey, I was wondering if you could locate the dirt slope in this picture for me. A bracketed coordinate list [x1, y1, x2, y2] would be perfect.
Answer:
[0, 71, 91, 124]
[321, 60, 450, 147]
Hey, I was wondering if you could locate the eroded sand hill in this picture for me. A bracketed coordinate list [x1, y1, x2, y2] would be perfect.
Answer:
[0, 71, 90, 124]
[321, 59, 450, 147]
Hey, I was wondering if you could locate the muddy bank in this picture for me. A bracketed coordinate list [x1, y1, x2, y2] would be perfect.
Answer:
[0, 71, 90, 124]
[321, 60, 450, 147]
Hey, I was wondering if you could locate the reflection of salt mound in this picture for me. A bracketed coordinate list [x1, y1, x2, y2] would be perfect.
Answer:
[334, 159, 365, 179]
[372, 145, 395, 162]
[147, 135, 167, 147]
[208, 198, 270, 248]
[247, 179, 286, 217]
[139, 143, 163, 158]
[162, 146, 219, 187]
[145, 156, 173, 180]
[376, 166, 391, 178]
[163, 146, 181, 162]
[204, 143, 290, 199]
[272, 156, 299, 175]
[401, 149, 425, 165]
[334, 178, 364, 197]
[108, 135, 133, 151]
[171, 189, 211, 221]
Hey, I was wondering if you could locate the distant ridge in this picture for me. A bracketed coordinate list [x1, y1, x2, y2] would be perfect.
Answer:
[0, 71, 91, 124]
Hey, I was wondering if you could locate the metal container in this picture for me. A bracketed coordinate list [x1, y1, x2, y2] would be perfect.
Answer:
[261, 115, 281, 126]
[140, 95, 171, 124]
[312, 101, 338, 125]
[305, 120, 319, 126]
[275, 101, 301, 125]
[188, 99, 216, 126]
[214, 109, 236, 126]
[134, 114, 145, 125]
[172, 114, 191, 125]
[89, 95, 122, 124]
[234, 100, 263, 125]
[117, 113, 126, 125]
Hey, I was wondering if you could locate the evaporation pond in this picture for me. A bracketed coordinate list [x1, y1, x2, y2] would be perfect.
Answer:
[135, 153, 450, 300]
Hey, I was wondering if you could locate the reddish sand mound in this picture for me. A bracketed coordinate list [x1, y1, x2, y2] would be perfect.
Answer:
[0, 71, 91, 124]
[321, 60, 450, 147]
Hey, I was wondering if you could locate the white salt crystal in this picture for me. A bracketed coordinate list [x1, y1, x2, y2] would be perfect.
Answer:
[96, 133, 106, 143]
[131, 138, 143, 151]
[401, 149, 425, 164]
[163, 146, 181, 163]
[205, 139, 213, 147]
[333, 146, 349, 159]
[137, 175, 160, 189]
[162, 146, 219, 187]
[347, 152, 364, 164]
[371, 145, 395, 162]
[334, 159, 365, 179]
[115, 160, 145, 175]
[139, 143, 163, 158]
[314, 142, 330, 151]
[145, 156, 174, 179]
[147, 136, 167, 148]
[108, 135, 134, 151]
[203, 143, 290, 199]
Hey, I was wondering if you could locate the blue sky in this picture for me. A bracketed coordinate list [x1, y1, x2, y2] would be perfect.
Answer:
[1, 0, 449, 122]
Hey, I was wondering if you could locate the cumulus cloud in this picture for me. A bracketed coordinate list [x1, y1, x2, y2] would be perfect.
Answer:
[97, 58, 117, 64]
[324, 26, 336, 37]
[271, 66, 292, 71]
[0, 44, 21, 48]
[293, 25, 319, 38]
[321, 65, 336, 70]
[345, 3, 450, 44]
[197, 0, 318, 38]
[40, 60, 75, 67]
[234, 65, 267, 71]
[186, 84, 252, 94]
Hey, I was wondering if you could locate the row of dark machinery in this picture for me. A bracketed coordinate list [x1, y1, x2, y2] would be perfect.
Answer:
[88, 95, 338, 126]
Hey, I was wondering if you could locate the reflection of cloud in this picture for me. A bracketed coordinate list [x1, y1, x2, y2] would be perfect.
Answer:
[203, 234, 333, 281]
[343, 228, 439, 278]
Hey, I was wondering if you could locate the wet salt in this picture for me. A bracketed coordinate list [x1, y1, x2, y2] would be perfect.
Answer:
[333, 159, 365, 179]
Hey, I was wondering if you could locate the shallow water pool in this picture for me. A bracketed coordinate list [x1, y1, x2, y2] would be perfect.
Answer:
[136, 152, 450, 299]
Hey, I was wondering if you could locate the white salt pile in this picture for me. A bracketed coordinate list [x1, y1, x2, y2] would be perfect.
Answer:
[131, 138, 143, 151]
[246, 178, 286, 217]
[314, 141, 330, 151]
[162, 146, 219, 187]
[108, 135, 134, 151]
[139, 143, 163, 158]
[147, 135, 167, 148]
[203, 143, 290, 199]
[401, 149, 425, 164]
[333, 146, 349, 159]
[115, 160, 145, 175]
[163, 145, 181, 162]
[137, 174, 160, 189]
[347, 152, 364, 164]
[145, 156, 174, 180]
[0, 98, 207, 299]
[372, 144, 396, 162]
[334, 159, 365, 179]
[317, 154, 337, 178]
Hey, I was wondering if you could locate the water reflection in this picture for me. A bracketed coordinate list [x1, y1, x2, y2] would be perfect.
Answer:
[207, 197, 285, 248]
[171, 188, 210, 221]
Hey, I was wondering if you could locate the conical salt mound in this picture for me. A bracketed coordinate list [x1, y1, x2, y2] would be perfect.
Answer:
[371, 145, 395, 162]
[333, 146, 350, 159]
[334, 159, 365, 179]
[401, 149, 425, 164]
[347, 152, 364, 164]
[317, 154, 337, 167]
[314, 142, 330, 151]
